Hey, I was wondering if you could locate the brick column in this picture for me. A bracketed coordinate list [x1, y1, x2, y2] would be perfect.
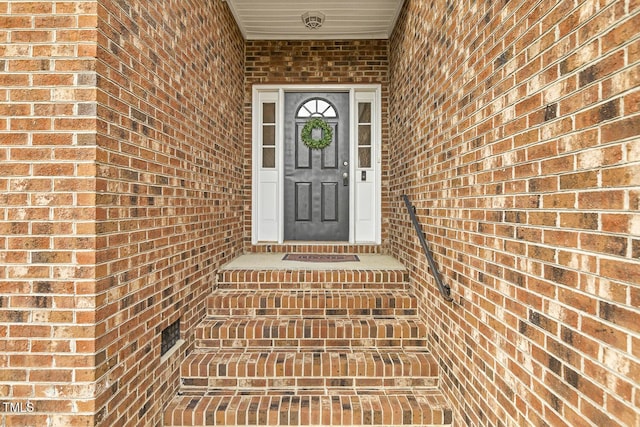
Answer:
[1, 0, 246, 426]
[0, 1, 99, 426]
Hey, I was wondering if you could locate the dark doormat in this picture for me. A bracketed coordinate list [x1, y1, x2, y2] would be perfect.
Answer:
[282, 254, 360, 262]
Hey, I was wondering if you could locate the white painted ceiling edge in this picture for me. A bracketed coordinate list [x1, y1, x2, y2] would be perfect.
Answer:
[223, 0, 405, 40]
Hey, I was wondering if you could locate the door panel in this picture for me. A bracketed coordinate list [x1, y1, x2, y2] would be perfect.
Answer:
[321, 182, 338, 222]
[295, 182, 312, 222]
[295, 125, 311, 169]
[284, 92, 349, 241]
[321, 124, 338, 169]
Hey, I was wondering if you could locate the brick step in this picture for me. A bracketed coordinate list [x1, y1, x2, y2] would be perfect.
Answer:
[216, 270, 409, 291]
[195, 318, 427, 349]
[248, 244, 382, 254]
[207, 290, 418, 318]
[165, 258, 454, 426]
[180, 349, 439, 392]
[164, 391, 453, 426]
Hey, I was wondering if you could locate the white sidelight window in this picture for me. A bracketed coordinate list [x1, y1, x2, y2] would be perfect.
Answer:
[254, 91, 280, 242]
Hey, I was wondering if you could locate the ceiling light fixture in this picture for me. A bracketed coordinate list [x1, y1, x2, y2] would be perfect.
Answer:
[301, 11, 325, 30]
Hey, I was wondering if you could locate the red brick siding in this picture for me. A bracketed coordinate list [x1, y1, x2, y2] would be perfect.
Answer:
[0, 2, 99, 426]
[389, 0, 639, 426]
[3, 1, 638, 426]
[244, 40, 391, 249]
[94, 0, 244, 425]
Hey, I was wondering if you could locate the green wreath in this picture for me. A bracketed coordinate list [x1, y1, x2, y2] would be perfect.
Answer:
[301, 118, 333, 150]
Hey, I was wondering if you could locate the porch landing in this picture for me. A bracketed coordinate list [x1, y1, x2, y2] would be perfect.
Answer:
[220, 253, 405, 271]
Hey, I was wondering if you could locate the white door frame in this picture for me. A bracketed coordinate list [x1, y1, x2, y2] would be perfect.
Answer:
[251, 84, 381, 245]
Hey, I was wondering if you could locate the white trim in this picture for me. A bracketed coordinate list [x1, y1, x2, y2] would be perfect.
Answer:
[277, 89, 285, 244]
[252, 84, 382, 245]
[348, 89, 356, 244]
[251, 90, 258, 244]
[243, 31, 392, 41]
[375, 91, 382, 245]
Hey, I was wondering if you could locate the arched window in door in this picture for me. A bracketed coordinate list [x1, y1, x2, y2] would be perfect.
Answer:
[296, 98, 337, 118]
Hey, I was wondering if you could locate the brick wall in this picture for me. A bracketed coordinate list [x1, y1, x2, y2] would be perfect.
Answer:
[3, 0, 638, 425]
[94, 0, 244, 426]
[244, 40, 391, 248]
[389, 0, 639, 426]
[0, 1, 99, 426]
[1, 0, 244, 425]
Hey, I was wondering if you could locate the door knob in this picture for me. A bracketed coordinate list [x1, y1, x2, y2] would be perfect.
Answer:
[342, 172, 348, 186]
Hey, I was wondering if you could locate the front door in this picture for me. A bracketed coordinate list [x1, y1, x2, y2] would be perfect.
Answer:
[284, 92, 350, 241]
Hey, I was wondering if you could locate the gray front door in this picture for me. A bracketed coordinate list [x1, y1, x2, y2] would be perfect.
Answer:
[284, 92, 350, 241]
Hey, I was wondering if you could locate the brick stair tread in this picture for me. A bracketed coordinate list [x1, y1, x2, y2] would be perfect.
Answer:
[180, 349, 439, 391]
[207, 290, 418, 318]
[195, 318, 427, 349]
[246, 245, 382, 254]
[164, 391, 453, 426]
[216, 269, 409, 290]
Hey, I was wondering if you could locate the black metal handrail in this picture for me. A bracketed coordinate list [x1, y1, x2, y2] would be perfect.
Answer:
[402, 195, 453, 302]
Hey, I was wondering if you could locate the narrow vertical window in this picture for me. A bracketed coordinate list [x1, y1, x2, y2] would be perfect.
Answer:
[358, 102, 372, 168]
[262, 103, 276, 168]
[161, 319, 180, 356]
